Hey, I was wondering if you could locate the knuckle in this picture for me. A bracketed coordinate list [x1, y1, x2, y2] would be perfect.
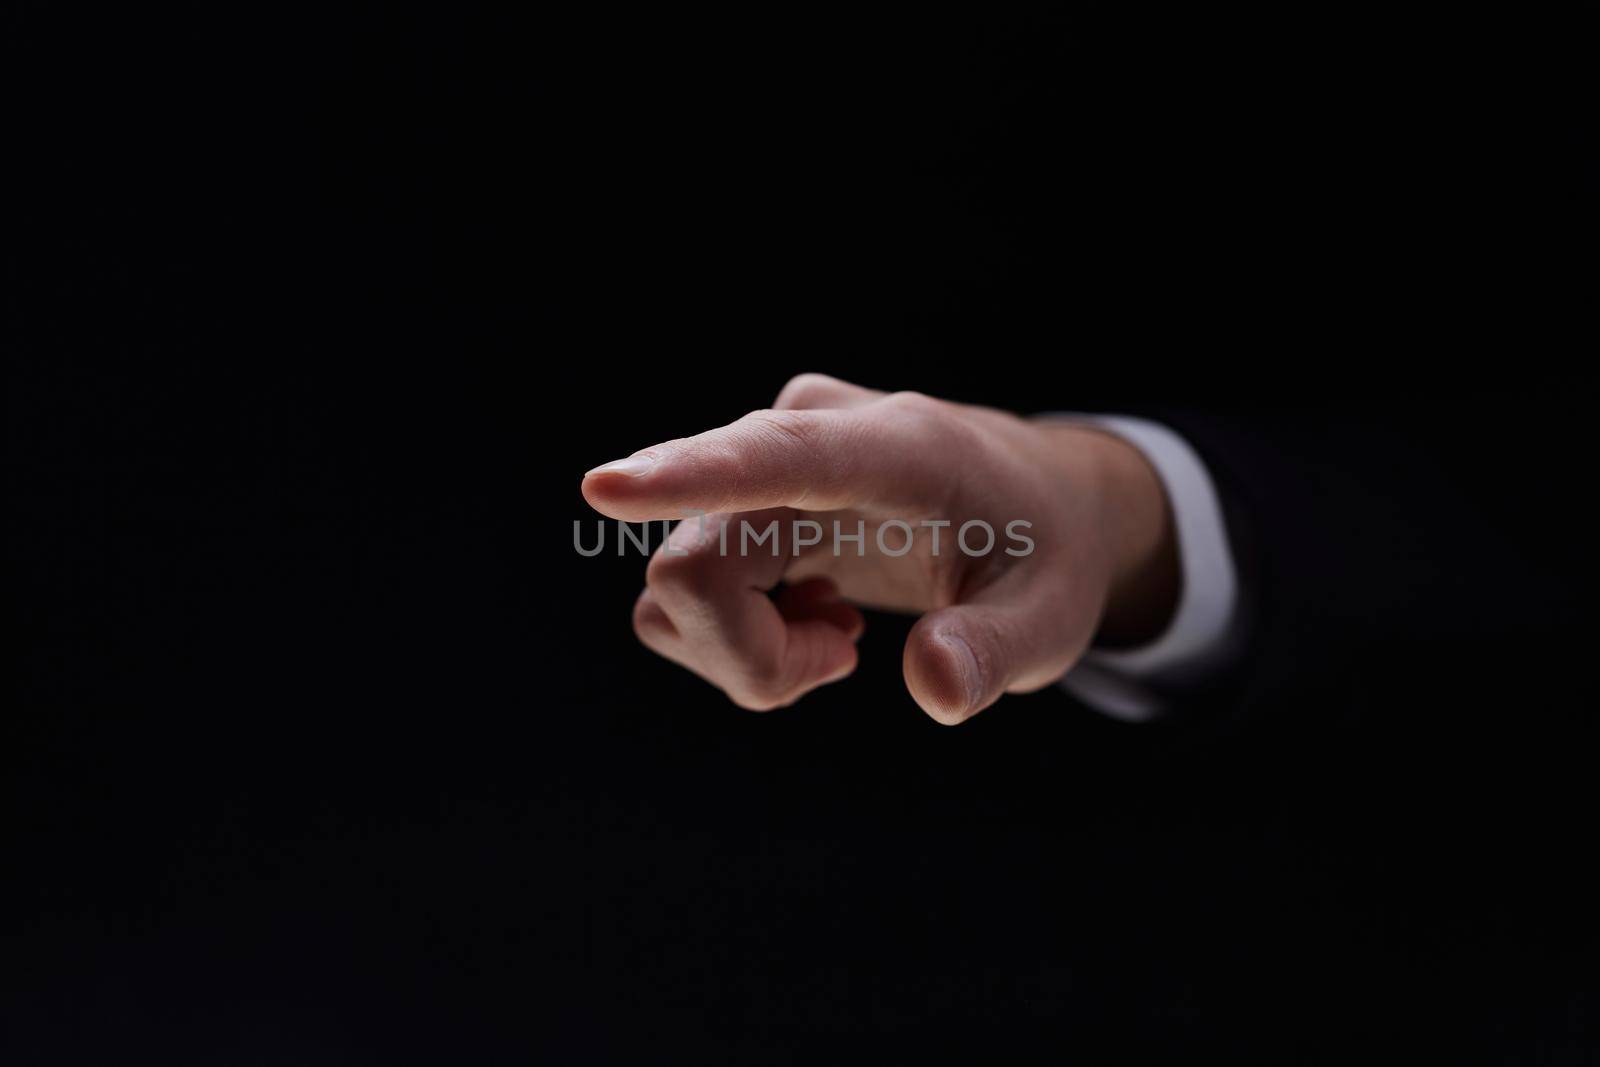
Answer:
[727, 689, 784, 712]
[742, 408, 823, 455]
[736, 410, 835, 499]
[631, 593, 668, 637]
[878, 390, 974, 459]
[730, 655, 788, 707]
[880, 390, 956, 439]
[645, 541, 718, 594]
[883, 389, 943, 416]
[774, 372, 838, 410]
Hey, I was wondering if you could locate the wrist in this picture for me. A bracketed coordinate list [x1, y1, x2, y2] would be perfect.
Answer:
[1037, 421, 1179, 646]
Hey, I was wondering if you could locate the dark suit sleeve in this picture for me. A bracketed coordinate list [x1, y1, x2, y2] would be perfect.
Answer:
[1138, 395, 1588, 735]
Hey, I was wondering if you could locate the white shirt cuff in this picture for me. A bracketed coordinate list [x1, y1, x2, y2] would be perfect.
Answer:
[1048, 415, 1241, 723]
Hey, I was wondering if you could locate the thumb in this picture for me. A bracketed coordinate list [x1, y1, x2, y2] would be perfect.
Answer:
[902, 589, 1087, 726]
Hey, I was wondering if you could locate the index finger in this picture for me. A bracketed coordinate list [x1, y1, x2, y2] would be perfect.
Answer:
[581, 406, 936, 522]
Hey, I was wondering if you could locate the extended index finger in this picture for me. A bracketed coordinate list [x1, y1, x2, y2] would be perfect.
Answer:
[581, 404, 937, 522]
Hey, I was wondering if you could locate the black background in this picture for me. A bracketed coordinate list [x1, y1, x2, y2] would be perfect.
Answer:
[5, 8, 1596, 1063]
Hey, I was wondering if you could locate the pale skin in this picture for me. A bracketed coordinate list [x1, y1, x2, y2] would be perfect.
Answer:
[581, 374, 1179, 725]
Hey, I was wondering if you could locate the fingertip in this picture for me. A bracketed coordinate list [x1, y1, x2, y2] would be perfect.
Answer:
[787, 618, 861, 693]
[579, 469, 621, 515]
[820, 639, 860, 684]
[580, 465, 657, 520]
[833, 604, 867, 643]
[903, 628, 983, 726]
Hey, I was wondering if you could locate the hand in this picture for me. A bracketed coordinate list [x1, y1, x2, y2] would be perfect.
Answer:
[581, 375, 1178, 724]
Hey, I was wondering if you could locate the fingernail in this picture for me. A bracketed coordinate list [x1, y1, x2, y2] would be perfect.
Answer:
[941, 633, 981, 709]
[585, 454, 655, 478]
